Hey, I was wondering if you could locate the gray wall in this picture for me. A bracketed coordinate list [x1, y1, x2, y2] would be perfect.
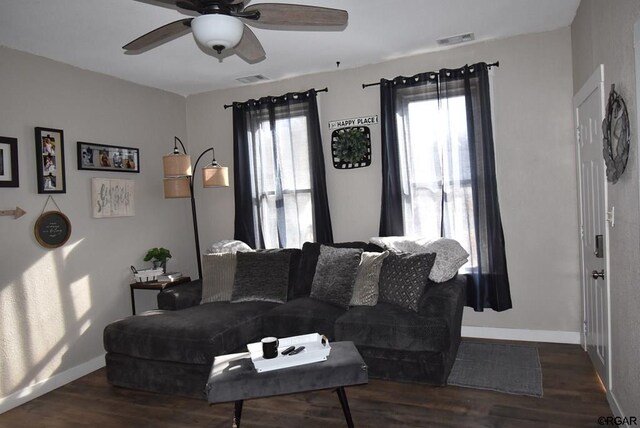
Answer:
[187, 28, 580, 334]
[0, 46, 196, 402]
[572, 0, 640, 417]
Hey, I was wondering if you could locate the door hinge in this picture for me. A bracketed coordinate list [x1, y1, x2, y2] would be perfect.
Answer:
[583, 320, 588, 337]
[607, 206, 615, 228]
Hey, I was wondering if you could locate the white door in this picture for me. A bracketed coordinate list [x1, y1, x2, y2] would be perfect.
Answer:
[574, 64, 610, 388]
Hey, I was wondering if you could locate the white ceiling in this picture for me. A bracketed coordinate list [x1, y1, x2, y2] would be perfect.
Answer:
[0, 0, 580, 96]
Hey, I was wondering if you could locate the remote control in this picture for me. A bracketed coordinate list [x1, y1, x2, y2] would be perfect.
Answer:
[289, 346, 305, 356]
[281, 346, 296, 355]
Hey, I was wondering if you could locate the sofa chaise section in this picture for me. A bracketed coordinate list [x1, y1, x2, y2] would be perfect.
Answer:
[104, 300, 279, 397]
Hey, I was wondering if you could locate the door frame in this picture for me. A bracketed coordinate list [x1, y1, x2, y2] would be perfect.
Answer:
[573, 64, 611, 389]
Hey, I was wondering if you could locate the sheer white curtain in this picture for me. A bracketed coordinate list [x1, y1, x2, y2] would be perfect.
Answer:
[246, 107, 314, 248]
[395, 83, 477, 269]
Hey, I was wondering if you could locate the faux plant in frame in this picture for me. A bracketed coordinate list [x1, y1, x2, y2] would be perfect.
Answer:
[331, 126, 371, 169]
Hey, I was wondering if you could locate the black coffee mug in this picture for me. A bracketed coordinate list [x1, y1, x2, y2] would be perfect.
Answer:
[261, 337, 279, 359]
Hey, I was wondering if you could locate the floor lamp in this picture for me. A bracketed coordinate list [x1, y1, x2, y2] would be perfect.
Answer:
[163, 136, 229, 279]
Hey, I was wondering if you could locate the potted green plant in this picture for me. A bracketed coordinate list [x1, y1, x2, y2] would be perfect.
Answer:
[144, 247, 172, 273]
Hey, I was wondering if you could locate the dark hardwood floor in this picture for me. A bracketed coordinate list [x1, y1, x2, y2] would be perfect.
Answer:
[0, 340, 612, 427]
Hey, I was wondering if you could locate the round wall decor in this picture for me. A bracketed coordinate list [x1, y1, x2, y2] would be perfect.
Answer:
[34, 210, 72, 248]
[602, 84, 630, 184]
[331, 126, 371, 169]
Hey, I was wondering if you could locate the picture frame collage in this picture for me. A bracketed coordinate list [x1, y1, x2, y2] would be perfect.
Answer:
[2, 129, 141, 221]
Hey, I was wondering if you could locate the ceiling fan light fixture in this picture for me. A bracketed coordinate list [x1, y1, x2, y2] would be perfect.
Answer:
[191, 14, 244, 53]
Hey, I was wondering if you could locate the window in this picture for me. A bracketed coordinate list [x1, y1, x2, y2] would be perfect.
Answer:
[234, 90, 333, 250]
[246, 106, 314, 248]
[380, 63, 511, 311]
[395, 83, 477, 269]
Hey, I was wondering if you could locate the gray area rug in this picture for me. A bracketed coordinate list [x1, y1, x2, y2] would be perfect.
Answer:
[448, 341, 543, 397]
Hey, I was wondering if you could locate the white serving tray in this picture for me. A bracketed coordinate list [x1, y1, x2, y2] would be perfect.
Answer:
[247, 333, 331, 373]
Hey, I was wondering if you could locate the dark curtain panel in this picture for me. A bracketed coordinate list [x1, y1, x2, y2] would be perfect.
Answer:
[379, 63, 512, 311]
[233, 103, 257, 248]
[306, 90, 334, 244]
[379, 79, 405, 236]
[232, 89, 333, 248]
[444, 63, 511, 311]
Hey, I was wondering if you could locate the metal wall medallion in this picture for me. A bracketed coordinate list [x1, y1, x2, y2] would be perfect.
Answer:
[331, 126, 371, 169]
[602, 84, 630, 184]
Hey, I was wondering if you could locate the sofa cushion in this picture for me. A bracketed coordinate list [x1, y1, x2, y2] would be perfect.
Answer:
[231, 251, 291, 304]
[296, 241, 384, 298]
[310, 246, 362, 309]
[350, 251, 390, 306]
[334, 303, 450, 352]
[257, 248, 302, 301]
[200, 253, 237, 303]
[378, 252, 436, 312]
[370, 236, 468, 283]
[261, 297, 347, 340]
[103, 301, 279, 365]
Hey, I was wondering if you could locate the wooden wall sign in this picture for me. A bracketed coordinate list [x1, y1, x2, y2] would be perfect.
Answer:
[34, 211, 72, 248]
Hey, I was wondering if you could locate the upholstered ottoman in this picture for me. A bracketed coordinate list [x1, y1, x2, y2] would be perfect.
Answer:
[206, 341, 368, 427]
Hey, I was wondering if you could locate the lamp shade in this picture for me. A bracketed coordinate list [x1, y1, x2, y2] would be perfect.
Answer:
[202, 165, 229, 187]
[191, 15, 244, 51]
[163, 153, 192, 177]
[163, 177, 191, 198]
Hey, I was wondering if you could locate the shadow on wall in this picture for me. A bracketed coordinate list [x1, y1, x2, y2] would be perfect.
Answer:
[0, 235, 103, 398]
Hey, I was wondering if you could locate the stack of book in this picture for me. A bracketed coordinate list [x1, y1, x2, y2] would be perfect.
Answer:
[157, 272, 183, 282]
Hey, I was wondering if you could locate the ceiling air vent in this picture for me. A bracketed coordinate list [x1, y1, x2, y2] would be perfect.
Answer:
[236, 74, 270, 84]
[437, 32, 475, 46]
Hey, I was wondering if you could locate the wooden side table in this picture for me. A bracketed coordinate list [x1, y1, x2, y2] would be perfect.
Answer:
[129, 276, 191, 315]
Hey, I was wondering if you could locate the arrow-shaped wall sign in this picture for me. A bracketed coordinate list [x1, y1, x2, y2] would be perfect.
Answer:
[0, 207, 26, 219]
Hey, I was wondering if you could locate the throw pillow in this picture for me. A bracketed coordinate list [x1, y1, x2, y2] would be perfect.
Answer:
[200, 253, 237, 304]
[206, 239, 254, 254]
[231, 251, 291, 304]
[370, 236, 468, 283]
[310, 245, 363, 309]
[378, 252, 437, 312]
[297, 241, 383, 299]
[350, 251, 390, 306]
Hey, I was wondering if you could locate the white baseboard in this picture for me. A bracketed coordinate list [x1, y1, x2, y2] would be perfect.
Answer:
[462, 326, 581, 344]
[608, 389, 630, 427]
[0, 354, 105, 415]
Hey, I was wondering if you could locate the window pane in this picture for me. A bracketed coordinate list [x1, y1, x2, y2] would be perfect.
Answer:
[249, 107, 315, 249]
[397, 89, 476, 270]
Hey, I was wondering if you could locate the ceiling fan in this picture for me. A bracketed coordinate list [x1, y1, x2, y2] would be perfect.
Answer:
[123, 0, 348, 63]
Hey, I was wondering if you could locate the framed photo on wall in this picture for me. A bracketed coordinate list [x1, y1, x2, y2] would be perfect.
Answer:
[0, 136, 19, 188]
[77, 142, 139, 173]
[35, 127, 66, 194]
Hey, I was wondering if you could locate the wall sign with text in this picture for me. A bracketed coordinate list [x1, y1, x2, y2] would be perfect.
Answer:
[92, 178, 135, 218]
[34, 211, 72, 248]
[328, 115, 379, 130]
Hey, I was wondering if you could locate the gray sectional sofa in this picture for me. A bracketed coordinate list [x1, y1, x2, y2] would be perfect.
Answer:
[103, 241, 466, 398]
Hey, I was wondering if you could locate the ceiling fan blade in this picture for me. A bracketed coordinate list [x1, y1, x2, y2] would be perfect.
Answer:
[234, 24, 266, 63]
[244, 4, 348, 27]
[135, 0, 197, 12]
[123, 18, 193, 52]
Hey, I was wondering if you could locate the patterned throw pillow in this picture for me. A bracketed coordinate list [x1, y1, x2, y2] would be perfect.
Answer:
[200, 253, 237, 303]
[370, 236, 468, 282]
[310, 246, 363, 309]
[231, 251, 291, 304]
[378, 252, 437, 312]
[350, 251, 390, 306]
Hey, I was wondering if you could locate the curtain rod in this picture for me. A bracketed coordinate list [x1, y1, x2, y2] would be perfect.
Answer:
[224, 87, 328, 109]
[361, 61, 500, 89]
